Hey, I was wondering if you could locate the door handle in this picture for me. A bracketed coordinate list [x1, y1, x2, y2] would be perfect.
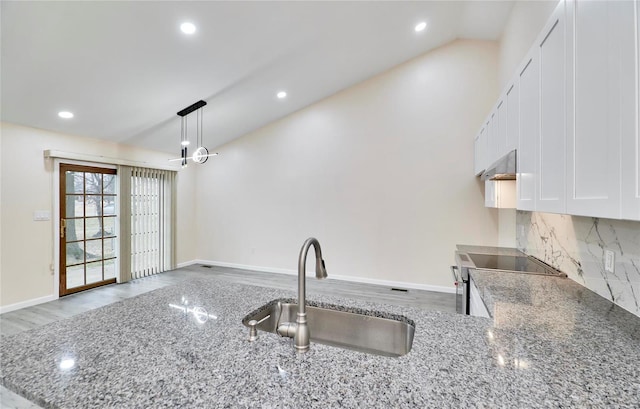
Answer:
[61, 218, 66, 239]
[450, 265, 460, 284]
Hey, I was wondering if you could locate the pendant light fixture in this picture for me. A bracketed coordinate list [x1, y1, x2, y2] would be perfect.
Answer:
[192, 106, 210, 164]
[171, 99, 218, 167]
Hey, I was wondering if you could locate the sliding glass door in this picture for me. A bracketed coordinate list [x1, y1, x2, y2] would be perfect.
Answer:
[59, 164, 117, 295]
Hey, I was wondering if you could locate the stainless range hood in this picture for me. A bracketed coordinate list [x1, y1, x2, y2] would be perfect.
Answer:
[482, 149, 516, 181]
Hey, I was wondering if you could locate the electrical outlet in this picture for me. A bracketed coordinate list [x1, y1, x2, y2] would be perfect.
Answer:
[605, 250, 615, 273]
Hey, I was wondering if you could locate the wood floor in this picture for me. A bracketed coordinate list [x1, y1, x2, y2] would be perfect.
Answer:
[0, 264, 455, 408]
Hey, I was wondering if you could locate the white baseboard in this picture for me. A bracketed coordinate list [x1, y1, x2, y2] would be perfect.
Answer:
[195, 259, 298, 276]
[193, 259, 456, 294]
[177, 260, 199, 268]
[0, 294, 58, 314]
[325, 273, 456, 294]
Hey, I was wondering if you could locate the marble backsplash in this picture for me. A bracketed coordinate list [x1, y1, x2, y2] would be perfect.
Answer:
[516, 211, 640, 317]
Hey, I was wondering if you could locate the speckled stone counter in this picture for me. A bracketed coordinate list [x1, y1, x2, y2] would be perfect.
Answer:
[469, 270, 640, 407]
[2, 273, 640, 408]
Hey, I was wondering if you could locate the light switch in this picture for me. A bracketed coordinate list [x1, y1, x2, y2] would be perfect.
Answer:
[33, 210, 51, 221]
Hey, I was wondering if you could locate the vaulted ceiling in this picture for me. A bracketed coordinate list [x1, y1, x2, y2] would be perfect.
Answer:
[1, 1, 514, 153]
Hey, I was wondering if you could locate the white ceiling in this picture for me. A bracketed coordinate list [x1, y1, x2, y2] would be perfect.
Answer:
[1, 1, 514, 154]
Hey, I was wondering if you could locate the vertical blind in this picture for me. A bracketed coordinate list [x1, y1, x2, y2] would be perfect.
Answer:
[118, 166, 176, 282]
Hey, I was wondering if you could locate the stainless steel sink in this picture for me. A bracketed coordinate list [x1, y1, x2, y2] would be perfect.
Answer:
[242, 299, 415, 357]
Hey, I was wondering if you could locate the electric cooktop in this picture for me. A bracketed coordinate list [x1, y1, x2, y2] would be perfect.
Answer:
[466, 253, 567, 277]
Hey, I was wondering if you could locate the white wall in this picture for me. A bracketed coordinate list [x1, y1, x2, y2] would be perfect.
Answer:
[176, 164, 197, 265]
[498, 209, 516, 247]
[0, 122, 196, 308]
[195, 40, 500, 290]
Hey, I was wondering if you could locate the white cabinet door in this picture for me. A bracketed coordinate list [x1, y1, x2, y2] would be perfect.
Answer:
[623, 126, 640, 220]
[496, 100, 507, 159]
[474, 127, 487, 176]
[505, 82, 519, 154]
[567, 0, 633, 219]
[487, 113, 497, 166]
[517, 54, 539, 211]
[622, 1, 640, 221]
[537, 2, 567, 214]
[474, 134, 481, 176]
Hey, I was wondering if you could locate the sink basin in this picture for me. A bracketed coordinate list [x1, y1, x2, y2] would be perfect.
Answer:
[242, 299, 415, 357]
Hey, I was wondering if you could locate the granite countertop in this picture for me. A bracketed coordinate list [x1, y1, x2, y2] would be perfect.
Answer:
[468, 269, 640, 407]
[2, 271, 640, 408]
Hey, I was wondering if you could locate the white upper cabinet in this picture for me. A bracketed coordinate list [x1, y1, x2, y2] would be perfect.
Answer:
[566, 0, 633, 219]
[477, 0, 640, 221]
[517, 54, 539, 212]
[505, 82, 519, 154]
[537, 2, 567, 214]
[621, 1, 640, 220]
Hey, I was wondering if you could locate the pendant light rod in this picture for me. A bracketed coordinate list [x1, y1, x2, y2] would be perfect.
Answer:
[177, 100, 207, 117]
[197, 107, 201, 147]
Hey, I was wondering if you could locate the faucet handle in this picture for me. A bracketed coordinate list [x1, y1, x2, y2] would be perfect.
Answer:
[276, 321, 297, 338]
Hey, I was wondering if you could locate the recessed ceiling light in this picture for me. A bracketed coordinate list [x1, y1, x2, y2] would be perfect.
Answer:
[415, 22, 427, 32]
[277, 91, 287, 99]
[58, 111, 74, 119]
[180, 22, 196, 35]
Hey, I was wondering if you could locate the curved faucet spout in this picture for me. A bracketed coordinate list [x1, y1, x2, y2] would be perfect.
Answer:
[295, 237, 327, 352]
[300, 238, 326, 274]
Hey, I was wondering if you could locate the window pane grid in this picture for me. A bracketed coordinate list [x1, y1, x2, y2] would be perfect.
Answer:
[63, 167, 117, 293]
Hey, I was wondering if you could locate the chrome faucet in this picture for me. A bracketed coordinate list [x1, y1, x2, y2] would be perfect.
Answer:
[277, 237, 327, 352]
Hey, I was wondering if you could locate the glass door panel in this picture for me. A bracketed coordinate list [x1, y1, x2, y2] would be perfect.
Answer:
[104, 238, 116, 258]
[104, 259, 116, 280]
[66, 264, 85, 290]
[86, 195, 101, 217]
[65, 196, 84, 218]
[85, 217, 99, 238]
[103, 217, 116, 237]
[86, 261, 103, 284]
[85, 239, 102, 262]
[66, 241, 84, 265]
[85, 173, 102, 194]
[60, 164, 118, 296]
[103, 174, 116, 194]
[67, 219, 85, 241]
